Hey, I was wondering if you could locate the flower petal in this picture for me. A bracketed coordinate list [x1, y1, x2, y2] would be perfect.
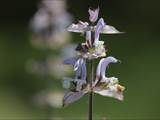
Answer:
[101, 25, 123, 34]
[75, 67, 81, 79]
[63, 91, 85, 107]
[94, 89, 124, 101]
[63, 58, 77, 66]
[74, 58, 84, 71]
[67, 21, 89, 33]
[94, 58, 105, 85]
[94, 18, 106, 46]
[100, 56, 118, 79]
[86, 31, 92, 47]
[96, 58, 105, 78]
[101, 77, 118, 84]
[88, 7, 99, 23]
[81, 62, 87, 81]
[64, 58, 87, 82]
[93, 84, 125, 101]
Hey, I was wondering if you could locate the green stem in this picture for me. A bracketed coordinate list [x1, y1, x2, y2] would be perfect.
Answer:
[88, 60, 94, 120]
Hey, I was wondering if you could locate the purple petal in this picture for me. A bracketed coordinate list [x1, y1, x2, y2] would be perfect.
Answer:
[63, 58, 77, 66]
[94, 58, 105, 86]
[100, 57, 118, 78]
[96, 58, 104, 78]
[88, 8, 99, 23]
[81, 62, 87, 81]
[86, 31, 92, 47]
[74, 58, 84, 71]
[64, 58, 87, 82]
[75, 67, 81, 79]
[63, 91, 85, 107]
[101, 25, 122, 34]
[94, 18, 105, 45]
[75, 59, 87, 81]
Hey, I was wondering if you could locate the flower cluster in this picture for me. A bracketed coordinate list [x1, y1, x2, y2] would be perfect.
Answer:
[28, 0, 74, 109]
[63, 8, 125, 106]
[30, 0, 72, 49]
[28, 0, 73, 80]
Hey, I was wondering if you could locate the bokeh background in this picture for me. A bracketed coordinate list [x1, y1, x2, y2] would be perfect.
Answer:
[0, 0, 160, 119]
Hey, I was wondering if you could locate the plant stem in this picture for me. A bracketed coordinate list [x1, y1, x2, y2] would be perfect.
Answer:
[88, 91, 93, 120]
[88, 60, 94, 120]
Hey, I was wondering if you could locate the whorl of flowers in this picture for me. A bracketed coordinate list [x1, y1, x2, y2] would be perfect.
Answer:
[63, 7, 125, 107]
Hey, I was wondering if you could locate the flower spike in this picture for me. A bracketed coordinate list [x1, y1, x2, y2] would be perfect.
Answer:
[63, 6, 125, 109]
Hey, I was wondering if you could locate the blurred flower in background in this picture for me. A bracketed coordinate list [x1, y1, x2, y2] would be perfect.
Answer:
[26, 44, 77, 79]
[27, 0, 74, 110]
[30, 0, 72, 49]
[33, 90, 64, 108]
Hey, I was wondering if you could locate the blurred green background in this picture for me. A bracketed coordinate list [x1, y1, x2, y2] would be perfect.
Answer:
[0, 0, 160, 119]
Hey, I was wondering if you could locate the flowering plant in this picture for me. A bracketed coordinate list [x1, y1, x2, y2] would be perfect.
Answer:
[63, 7, 125, 120]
